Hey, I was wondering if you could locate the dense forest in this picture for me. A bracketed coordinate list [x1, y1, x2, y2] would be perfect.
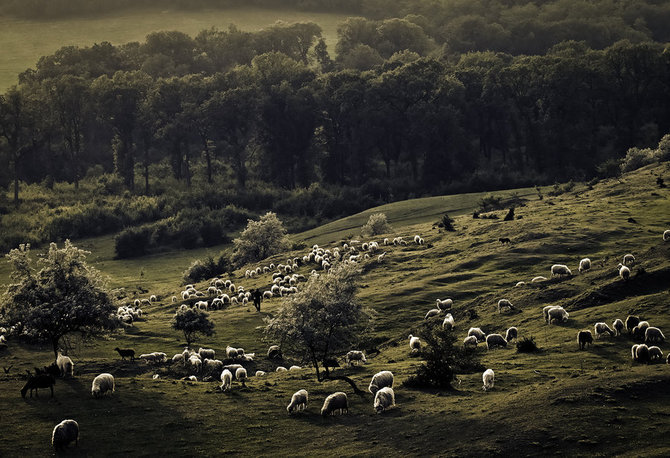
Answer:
[1, 0, 669, 255]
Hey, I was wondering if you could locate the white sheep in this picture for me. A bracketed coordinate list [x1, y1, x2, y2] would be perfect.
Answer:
[482, 369, 495, 391]
[276, 366, 287, 372]
[255, 371, 266, 377]
[617, 263, 631, 281]
[181, 291, 190, 300]
[188, 355, 202, 373]
[436, 298, 453, 310]
[321, 392, 348, 416]
[531, 276, 547, 282]
[198, 348, 215, 360]
[467, 327, 486, 342]
[263, 291, 273, 299]
[220, 369, 233, 391]
[52, 419, 79, 451]
[664, 230, 670, 242]
[424, 308, 441, 320]
[150, 294, 157, 302]
[622, 254, 635, 266]
[594, 322, 615, 338]
[463, 335, 478, 348]
[645, 327, 665, 344]
[287, 389, 309, 413]
[497, 299, 514, 314]
[613, 319, 624, 336]
[578, 258, 591, 274]
[648, 346, 663, 361]
[236, 367, 248, 386]
[547, 306, 569, 324]
[56, 352, 74, 378]
[408, 335, 421, 354]
[515, 281, 525, 287]
[442, 313, 455, 330]
[505, 327, 518, 342]
[633, 344, 651, 362]
[203, 358, 224, 374]
[91, 373, 115, 398]
[551, 264, 573, 277]
[345, 350, 366, 366]
[374, 387, 396, 413]
[226, 346, 239, 359]
[368, 370, 394, 395]
[289, 365, 302, 371]
[486, 334, 507, 350]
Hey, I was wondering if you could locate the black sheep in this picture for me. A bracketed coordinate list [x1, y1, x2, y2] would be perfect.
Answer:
[114, 347, 135, 361]
[21, 374, 55, 398]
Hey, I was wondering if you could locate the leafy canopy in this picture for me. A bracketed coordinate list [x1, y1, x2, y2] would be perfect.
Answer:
[232, 211, 289, 265]
[0, 240, 118, 356]
[172, 307, 215, 348]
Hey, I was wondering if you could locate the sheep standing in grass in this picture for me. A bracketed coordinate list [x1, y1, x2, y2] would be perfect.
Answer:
[408, 335, 421, 354]
[515, 281, 525, 287]
[594, 322, 615, 338]
[91, 373, 115, 398]
[220, 369, 233, 391]
[482, 369, 495, 391]
[622, 254, 635, 266]
[114, 347, 135, 361]
[617, 263, 631, 281]
[648, 346, 663, 361]
[613, 319, 624, 336]
[424, 308, 441, 320]
[287, 389, 309, 414]
[374, 387, 395, 413]
[664, 230, 670, 242]
[632, 321, 651, 341]
[486, 334, 507, 350]
[467, 327, 486, 342]
[551, 264, 573, 277]
[56, 352, 74, 378]
[321, 392, 349, 416]
[577, 330, 593, 350]
[626, 315, 640, 334]
[497, 299, 514, 314]
[547, 306, 569, 324]
[52, 419, 79, 451]
[505, 327, 518, 342]
[198, 348, 215, 360]
[463, 335, 478, 348]
[633, 344, 651, 363]
[368, 371, 394, 395]
[443, 313, 455, 330]
[532, 276, 547, 282]
[578, 258, 591, 274]
[436, 299, 453, 310]
[236, 367, 248, 386]
[645, 327, 665, 344]
[345, 350, 366, 366]
[188, 355, 202, 373]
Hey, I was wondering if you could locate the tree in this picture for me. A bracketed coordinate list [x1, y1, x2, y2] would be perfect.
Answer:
[0, 241, 118, 357]
[232, 212, 290, 265]
[264, 262, 370, 393]
[171, 307, 215, 349]
[361, 212, 392, 236]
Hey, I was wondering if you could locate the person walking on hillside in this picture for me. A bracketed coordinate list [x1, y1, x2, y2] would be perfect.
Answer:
[252, 289, 263, 312]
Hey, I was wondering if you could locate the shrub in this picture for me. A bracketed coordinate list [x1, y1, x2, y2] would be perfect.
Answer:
[620, 147, 655, 173]
[656, 133, 670, 162]
[438, 213, 455, 231]
[232, 212, 289, 266]
[183, 254, 229, 284]
[115, 226, 152, 258]
[361, 212, 392, 236]
[516, 336, 539, 353]
[477, 195, 503, 212]
[596, 158, 621, 178]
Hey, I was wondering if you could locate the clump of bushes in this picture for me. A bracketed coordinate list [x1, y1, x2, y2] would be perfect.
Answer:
[547, 180, 576, 196]
[438, 213, 455, 231]
[516, 336, 539, 353]
[361, 212, 392, 236]
[183, 254, 229, 284]
[620, 147, 656, 173]
[232, 212, 289, 266]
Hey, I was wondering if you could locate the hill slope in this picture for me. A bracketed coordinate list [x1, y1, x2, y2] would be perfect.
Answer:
[0, 164, 669, 456]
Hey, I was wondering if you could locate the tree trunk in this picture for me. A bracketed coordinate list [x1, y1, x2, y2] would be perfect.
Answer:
[51, 336, 60, 358]
[321, 374, 366, 396]
[13, 155, 19, 208]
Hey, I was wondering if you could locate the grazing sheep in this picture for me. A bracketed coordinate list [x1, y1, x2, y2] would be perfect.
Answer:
[114, 347, 135, 361]
[634, 344, 651, 363]
[531, 276, 547, 282]
[551, 264, 573, 277]
[203, 359, 224, 374]
[648, 346, 663, 361]
[172, 353, 185, 365]
[632, 321, 651, 341]
[613, 319, 624, 336]
[321, 392, 349, 416]
[467, 327, 486, 342]
[289, 365, 302, 371]
[198, 348, 216, 360]
[622, 254, 635, 266]
[263, 291, 273, 299]
[577, 330, 594, 350]
[436, 298, 453, 310]
[56, 352, 74, 378]
[515, 281, 525, 287]
[181, 291, 190, 300]
[276, 366, 287, 372]
[497, 299, 514, 314]
[413, 235, 421, 244]
[287, 389, 309, 413]
[594, 322, 615, 338]
[368, 371, 394, 395]
[255, 371, 266, 377]
[52, 419, 79, 451]
[463, 335, 478, 348]
[374, 387, 396, 413]
[424, 308, 441, 320]
[482, 369, 495, 391]
[21, 373, 55, 398]
[220, 369, 233, 391]
[408, 335, 421, 354]
[91, 373, 115, 398]
[499, 237, 511, 245]
[236, 367, 248, 386]
[667, 353, 670, 365]
[664, 230, 670, 242]
[442, 313, 455, 330]
[345, 350, 366, 366]
[505, 327, 518, 342]
[578, 258, 591, 274]
[625, 315, 640, 334]
[645, 327, 665, 344]
[486, 334, 507, 350]
[617, 263, 631, 281]
[226, 346, 239, 359]
[150, 295, 157, 302]
[188, 355, 202, 373]
[547, 306, 569, 324]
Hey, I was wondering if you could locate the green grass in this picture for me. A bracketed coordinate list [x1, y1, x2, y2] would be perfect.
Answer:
[1, 163, 670, 456]
[0, 6, 349, 91]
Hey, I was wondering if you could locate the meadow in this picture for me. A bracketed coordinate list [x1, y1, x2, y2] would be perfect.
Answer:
[0, 6, 348, 91]
[0, 163, 669, 456]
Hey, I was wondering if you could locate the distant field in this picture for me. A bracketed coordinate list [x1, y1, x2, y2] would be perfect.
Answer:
[0, 7, 349, 91]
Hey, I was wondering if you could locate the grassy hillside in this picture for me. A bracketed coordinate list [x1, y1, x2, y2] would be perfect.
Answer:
[0, 7, 348, 91]
[0, 163, 669, 456]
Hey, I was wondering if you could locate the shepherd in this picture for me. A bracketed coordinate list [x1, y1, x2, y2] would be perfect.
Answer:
[252, 289, 263, 312]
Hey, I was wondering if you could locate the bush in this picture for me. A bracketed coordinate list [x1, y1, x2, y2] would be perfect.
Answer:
[656, 133, 670, 162]
[516, 336, 539, 353]
[620, 147, 655, 173]
[183, 254, 229, 284]
[232, 212, 289, 266]
[477, 195, 503, 212]
[438, 213, 455, 231]
[361, 212, 392, 236]
[596, 158, 621, 178]
[114, 226, 152, 258]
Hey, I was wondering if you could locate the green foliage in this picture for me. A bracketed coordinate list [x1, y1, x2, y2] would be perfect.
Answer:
[547, 180, 576, 197]
[182, 254, 229, 284]
[361, 212, 392, 236]
[516, 336, 539, 353]
[0, 241, 117, 355]
[171, 307, 215, 348]
[232, 212, 289, 265]
[403, 322, 482, 390]
[655, 134, 670, 162]
[477, 195, 503, 212]
[114, 226, 152, 259]
[596, 158, 622, 178]
[438, 213, 455, 231]
[620, 147, 656, 173]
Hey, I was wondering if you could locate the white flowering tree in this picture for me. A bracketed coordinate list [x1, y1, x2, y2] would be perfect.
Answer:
[233, 212, 290, 265]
